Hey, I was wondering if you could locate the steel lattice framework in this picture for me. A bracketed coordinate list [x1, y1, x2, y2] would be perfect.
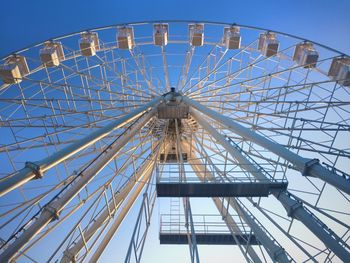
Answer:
[0, 21, 349, 263]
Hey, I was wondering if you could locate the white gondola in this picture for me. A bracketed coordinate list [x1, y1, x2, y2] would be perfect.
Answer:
[154, 23, 168, 46]
[189, 24, 204, 46]
[40, 41, 65, 67]
[258, 32, 279, 57]
[79, 32, 100, 56]
[0, 55, 29, 84]
[117, 26, 135, 50]
[328, 57, 350, 86]
[224, 26, 241, 49]
[293, 42, 319, 68]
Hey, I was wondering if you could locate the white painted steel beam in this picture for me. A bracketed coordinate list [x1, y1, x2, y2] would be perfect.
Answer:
[60, 157, 155, 263]
[0, 109, 156, 262]
[89, 160, 159, 263]
[0, 97, 162, 197]
[182, 96, 350, 195]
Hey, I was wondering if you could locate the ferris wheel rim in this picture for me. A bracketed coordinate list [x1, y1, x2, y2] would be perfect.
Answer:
[1, 19, 349, 61]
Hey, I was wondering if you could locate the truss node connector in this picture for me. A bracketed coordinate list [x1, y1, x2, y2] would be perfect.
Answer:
[302, 158, 319, 177]
[44, 205, 60, 221]
[285, 199, 302, 218]
[25, 162, 43, 179]
[62, 250, 76, 263]
[273, 248, 287, 261]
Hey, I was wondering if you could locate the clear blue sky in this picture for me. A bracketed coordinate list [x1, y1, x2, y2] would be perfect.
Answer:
[1, 0, 349, 262]
[1, 0, 349, 58]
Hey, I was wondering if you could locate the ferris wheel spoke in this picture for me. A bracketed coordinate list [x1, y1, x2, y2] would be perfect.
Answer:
[190, 77, 342, 103]
[181, 39, 259, 95]
[94, 51, 159, 99]
[58, 61, 156, 99]
[1, 104, 122, 127]
[176, 46, 195, 91]
[187, 54, 337, 99]
[129, 49, 164, 96]
[180, 43, 229, 94]
[185, 42, 298, 98]
[161, 46, 171, 91]
[180, 44, 222, 94]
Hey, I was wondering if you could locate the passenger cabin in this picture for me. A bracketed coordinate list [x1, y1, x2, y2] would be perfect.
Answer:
[154, 23, 168, 46]
[189, 24, 204, 47]
[293, 42, 319, 68]
[328, 57, 350, 87]
[224, 26, 241, 50]
[0, 55, 29, 84]
[79, 32, 100, 57]
[258, 32, 279, 57]
[117, 26, 135, 50]
[40, 41, 65, 67]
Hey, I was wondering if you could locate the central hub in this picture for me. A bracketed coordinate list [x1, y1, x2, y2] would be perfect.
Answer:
[157, 88, 189, 119]
[148, 88, 198, 144]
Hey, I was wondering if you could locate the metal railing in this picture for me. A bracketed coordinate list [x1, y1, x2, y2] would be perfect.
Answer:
[160, 214, 251, 235]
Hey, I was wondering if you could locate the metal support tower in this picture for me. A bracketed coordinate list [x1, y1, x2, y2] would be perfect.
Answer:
[189, 108, 350, 262]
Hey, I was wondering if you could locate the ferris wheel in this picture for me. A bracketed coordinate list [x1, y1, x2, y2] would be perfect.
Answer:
[0, 20, 349, 263]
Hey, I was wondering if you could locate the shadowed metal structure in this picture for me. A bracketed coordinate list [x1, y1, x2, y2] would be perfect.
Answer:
[0, 21, 349, 263]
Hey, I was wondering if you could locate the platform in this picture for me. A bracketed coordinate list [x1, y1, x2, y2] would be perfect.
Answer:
[159, 233, 260, 245]
[156, 180, 288, 197]
[159, 214, 260, 245]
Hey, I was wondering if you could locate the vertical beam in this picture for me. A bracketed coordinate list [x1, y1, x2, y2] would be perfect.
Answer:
[0, 109, 156, 262]
[182, 96, 350, 195]
[175, 119, 200, 263]
[191, 110, 350, 262]
[0, 97, 162, 197]
[161, 46, 171, 91]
